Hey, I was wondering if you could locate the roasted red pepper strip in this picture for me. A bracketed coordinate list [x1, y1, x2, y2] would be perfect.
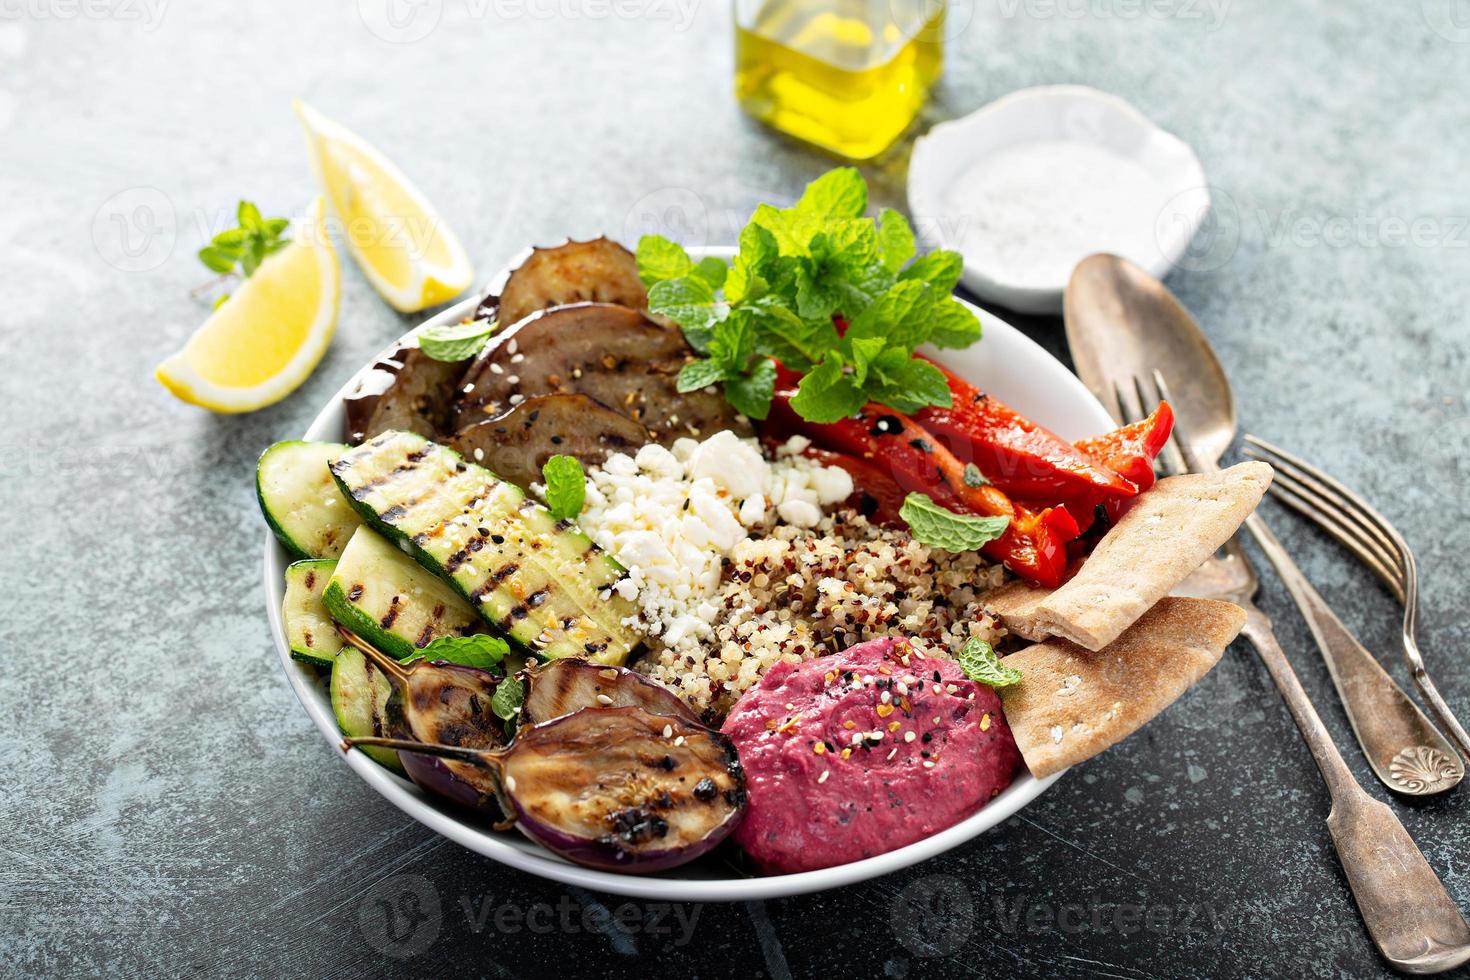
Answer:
[913, 357, 1139, 502]
[766, 386, 1073, 588]
[1074, 401, 1175, 496]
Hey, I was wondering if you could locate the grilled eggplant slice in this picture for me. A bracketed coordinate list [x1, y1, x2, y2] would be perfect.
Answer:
[283, 559, 343, 666]
[496, 238, 647, 331]
[344, 705, 746, 872]
[257, 441, 362, 559]
[449, 394, 652, 489]
[521, 659, 699, 727]
[453, 303, 749, 443]
[330, 430, 639, 663]
[343, 342, 470, 444]
[323, 527, 483, 660]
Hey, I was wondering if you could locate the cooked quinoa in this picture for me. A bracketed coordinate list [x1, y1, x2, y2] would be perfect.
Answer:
[633, 511, 1008, 721]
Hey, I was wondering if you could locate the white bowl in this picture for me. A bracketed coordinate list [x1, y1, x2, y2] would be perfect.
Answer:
[263, 247, 1116, 900]
[908, 85, 1210, 315]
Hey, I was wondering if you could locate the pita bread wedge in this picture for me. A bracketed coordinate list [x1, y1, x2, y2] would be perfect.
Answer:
[984, 461, 1270, 651]
[998, 596, 1246, 778]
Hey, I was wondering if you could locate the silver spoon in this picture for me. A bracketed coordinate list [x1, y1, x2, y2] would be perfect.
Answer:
[1065, 253, 1470, 974]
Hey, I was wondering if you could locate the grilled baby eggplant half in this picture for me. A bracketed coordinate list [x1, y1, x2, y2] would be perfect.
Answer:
[449, 393, 652, 490]
[346, 636, 508, 816]
[520, 658, 700, 727]
[453, 303, 749, 444]
[345, 705, 746, 873]
[494, 238, 647, 331]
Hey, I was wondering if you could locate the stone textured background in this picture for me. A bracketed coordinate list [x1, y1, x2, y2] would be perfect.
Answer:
[3, 1, 1468, 976]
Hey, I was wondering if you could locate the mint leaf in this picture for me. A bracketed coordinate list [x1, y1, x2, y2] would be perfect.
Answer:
[406, 633, 510, 670]
[198, 245, 237, 274]
[868, 357, 951, 414]
[418, 319, 496, 362]
[900, 250, 964, 293]
[648, 276, 719, 352]
[796, 166, 867, 219]
[677, 358, 726, 392]
[238, 200, 263, 230]
[694, 256, 728, 290]
[542, 454, 586, 520]
[956, 637, 1022, 689]
[636, 235, 693, 285]
[847, 336, 888, 386]
[899, 493, 1011, 552]
[723, 357, 776, 420]
[963, 463, 990, 488]
[490, 672, 525, 724]
[789, 354, 866, 423]
[708, 311, 756, 371]
[877, 208, 916, 273]
[928, 297, 982, 349]
[845, 280, 934, 353]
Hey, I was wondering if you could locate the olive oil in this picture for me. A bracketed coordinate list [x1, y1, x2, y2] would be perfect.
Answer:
[735, 0, 943, 161]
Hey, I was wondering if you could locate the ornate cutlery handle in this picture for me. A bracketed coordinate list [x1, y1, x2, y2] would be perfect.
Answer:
[1238, 612, 1470, 973]
[1244, 514, 1462, 795]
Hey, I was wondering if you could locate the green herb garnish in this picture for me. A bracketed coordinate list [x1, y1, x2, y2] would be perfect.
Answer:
[637, 168, 979, 422]
[198, 201, 291, 287]
[962, 463, 990, 488]
[402, 633, 509, 671]
[419, 319, 497, 362]
[490, 672, 525, 724]
[541, 454, 586, 520]
[956, 637, 1022, 689]
[899, 493, 1010, 552]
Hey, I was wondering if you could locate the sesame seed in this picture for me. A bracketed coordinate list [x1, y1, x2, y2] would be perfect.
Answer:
[674, 735, 686, 746]
[489, 363, 504, 374]
[662, 724, 673, 738]
[596, 694, 613, 705]
[511, 352, 525, 363]
[904, 731, 916, 743]
[818, 770, 830, 784]
[922, 760, 936, 769]
[886, 747, 898, 761]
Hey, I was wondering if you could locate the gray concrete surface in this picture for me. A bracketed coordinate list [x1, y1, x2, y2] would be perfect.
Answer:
[3, 1, 1468, 976]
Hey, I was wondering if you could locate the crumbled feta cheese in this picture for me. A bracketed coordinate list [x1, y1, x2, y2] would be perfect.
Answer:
[578, 428, 851, 660]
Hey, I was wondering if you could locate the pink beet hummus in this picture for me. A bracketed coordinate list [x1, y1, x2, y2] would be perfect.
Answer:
[721, 636, 1021, 874]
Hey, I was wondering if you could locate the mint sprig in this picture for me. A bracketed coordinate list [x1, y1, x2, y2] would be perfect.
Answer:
[490, 672, 525, 725]
[404, 633, 509, 671]
[899, 493, 1011, 552]
[956, 637, 1022, 689]
[637, 167, 980, 423]
[541, 454, 586, 520]
[198, 201, 291, 290]
[419, 319, 496, 362]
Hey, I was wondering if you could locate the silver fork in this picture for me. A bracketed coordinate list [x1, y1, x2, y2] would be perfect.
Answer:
[1241, 435, 1470, 769]
[1119, 370, 1470, 974]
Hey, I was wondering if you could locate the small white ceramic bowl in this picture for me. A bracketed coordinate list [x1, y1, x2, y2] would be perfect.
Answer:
[264, 247, 1115, 900]
[908, 85, 1210, 315]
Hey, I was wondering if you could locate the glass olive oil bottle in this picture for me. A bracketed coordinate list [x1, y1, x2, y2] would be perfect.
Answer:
[735, 0, 944, 161]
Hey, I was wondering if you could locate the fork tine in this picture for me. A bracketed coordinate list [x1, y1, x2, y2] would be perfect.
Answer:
[1129, 374, 1188, 477]
[1242, 436, 1405, 574]
[1263, 473, 1407, 602]
[1149, 371, 1204, 476]
[1113, 380, 1144, 426]
[1264, 465, 1402, 573]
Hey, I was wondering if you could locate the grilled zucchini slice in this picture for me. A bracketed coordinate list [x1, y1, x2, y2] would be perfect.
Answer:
[330, 646, 404, 773]
[257, 441, 362, 559]
[283, 559, 343, 667]
[323, 527, 483, 661]
[330, 430, 638, 664]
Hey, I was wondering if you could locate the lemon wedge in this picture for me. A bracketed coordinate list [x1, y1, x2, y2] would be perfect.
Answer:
[293, 99, 474, 312]
[156, 196, 340, 413]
